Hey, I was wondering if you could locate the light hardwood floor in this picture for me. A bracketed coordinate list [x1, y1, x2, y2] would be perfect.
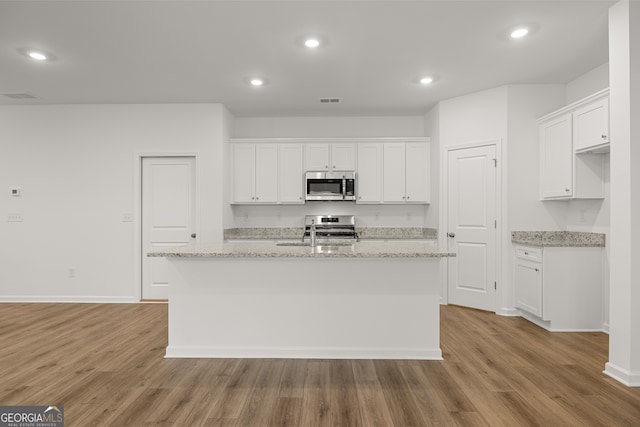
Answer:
[1, 303, 639, 426]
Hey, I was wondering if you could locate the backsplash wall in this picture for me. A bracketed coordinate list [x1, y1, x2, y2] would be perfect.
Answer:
[231, 204, 429, 228]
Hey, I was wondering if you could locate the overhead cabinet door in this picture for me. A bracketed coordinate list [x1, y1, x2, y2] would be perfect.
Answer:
[232, 144, 256, 203]
[405, 143, 430, 203]
[540, 114, 573, 199]
[254, 144, 278, 202]
[383, 143, 407, 202]
[356, 143, 382, 203]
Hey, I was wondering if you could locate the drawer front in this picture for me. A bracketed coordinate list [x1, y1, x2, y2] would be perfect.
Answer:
[515, 245, 542, 261]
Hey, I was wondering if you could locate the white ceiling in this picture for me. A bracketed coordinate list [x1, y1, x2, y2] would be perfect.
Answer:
[0, 0, 613, 117]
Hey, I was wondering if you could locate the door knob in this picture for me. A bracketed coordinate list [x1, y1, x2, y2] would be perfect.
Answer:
[191, 233, 196, 238]
[448, 232, 455, 238]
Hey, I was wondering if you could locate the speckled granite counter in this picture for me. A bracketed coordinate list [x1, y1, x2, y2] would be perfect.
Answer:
[511, 231, 605, 247]
[224, 227, 438, 240]
[150, 241, 454, 258]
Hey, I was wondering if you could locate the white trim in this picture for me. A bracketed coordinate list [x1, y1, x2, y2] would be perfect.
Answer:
[133, 152, 200, 302]
[604, 362, 640, 387]
[440, 139, 503, 313]
[0, 296, 137, 303]
[166, 345, 443, 360]
[230, 136, 431, 144]
[537, 87, 609, 123]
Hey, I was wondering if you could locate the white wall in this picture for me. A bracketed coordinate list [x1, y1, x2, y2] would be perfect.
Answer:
[229, 115, 431, 228]
[566, 62, 609, 104]
[0, 104, 226, 302]
[235, 116, 425, 138]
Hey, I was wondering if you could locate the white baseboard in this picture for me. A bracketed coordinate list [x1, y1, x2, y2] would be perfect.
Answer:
[604, 362, 640, 387]
[602, 322, 610, 334]
[165, 345, 444, 360]
[0, 296, 137, 303]
[496, 307, 520, 317]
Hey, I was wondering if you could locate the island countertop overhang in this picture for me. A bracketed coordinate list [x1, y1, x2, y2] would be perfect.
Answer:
[149, 241, 455, 258]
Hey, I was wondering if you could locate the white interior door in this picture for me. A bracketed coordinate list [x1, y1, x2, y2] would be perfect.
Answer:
[447, 145, 497, 311]
[142, 156, 196, 300]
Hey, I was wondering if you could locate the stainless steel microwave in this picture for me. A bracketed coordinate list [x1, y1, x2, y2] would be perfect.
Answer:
[305, 171, 356, 201]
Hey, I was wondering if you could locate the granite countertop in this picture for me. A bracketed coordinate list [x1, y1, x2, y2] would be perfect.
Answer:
[511, 231, 605, 247]
[224, 227, 438, 240]
[149, 241, 455, 258]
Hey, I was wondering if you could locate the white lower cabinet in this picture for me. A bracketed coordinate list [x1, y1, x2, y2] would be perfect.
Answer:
[514, 244, 603, 331]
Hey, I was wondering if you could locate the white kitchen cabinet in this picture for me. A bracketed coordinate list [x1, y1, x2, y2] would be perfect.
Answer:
[538, 89, 607, 200]
[383, 142, 430, 203]
[231, 143, 278, 203]
[573, 97, 609, 153]
[540, 114, 573, 199]
[514, 246, 543, 318]
[305, 143, 355, 172]
[513, 244, 603, 331]
[278, 144, 305, 203]
[356, 143, 382, 203]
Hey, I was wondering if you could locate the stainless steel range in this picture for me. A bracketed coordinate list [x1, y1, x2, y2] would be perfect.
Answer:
[302, 215, 358, 244]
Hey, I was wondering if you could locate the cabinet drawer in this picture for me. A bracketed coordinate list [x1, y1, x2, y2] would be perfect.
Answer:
[515, 246, 542, 261]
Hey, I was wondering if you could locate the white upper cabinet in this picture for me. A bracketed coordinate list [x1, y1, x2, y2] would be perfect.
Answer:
[304, 144, 330, 171]
[405, 143, 430, 202]
[538, 89, 607, 200]
[383, 142, 430, 203]
[230, 137, 430, 205]
[304, 143, 355, 172]
[279, 144, 305, 204]
[356, 143, 383, 203]
[331, 143, 356, 171]
[573, 97, 609, 153]
[231, 143, 278, 204]
[540, 114, 574, 199]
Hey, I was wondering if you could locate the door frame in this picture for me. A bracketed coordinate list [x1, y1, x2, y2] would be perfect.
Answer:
[133, 152, 200, 302]
[439, 139, 503, 311]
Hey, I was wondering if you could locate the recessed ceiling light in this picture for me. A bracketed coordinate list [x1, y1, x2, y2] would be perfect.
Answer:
[304, 38, 320, 48]
[19, 48, 55, 61]
[419, 76, 434, 85]
[28, 51, 47, 61]
[250, 78, 264, 86]
[511, 28, 529, 39]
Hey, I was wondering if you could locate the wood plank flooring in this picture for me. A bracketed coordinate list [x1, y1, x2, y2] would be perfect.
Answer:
[1, 303, 639, 426]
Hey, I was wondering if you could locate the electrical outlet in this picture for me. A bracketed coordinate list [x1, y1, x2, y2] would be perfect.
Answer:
[7, 213, 23, 222]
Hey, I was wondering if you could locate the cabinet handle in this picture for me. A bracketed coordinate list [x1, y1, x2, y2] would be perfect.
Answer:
[565, 188, 570, 192]
[602, 134, 607, 139]
[325, 165, 329, 169]
[333, 165, 336, 169]
[251, 197, 255, 200]
[535, 268, 540, 272]
[406, 196, 410, 200]
[358, 196, 362, 199]
[524, 251, 529, 255]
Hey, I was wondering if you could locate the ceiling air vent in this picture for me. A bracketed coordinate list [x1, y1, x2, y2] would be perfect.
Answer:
[1, 93, 37, 99]
[319, 98, 340, 104]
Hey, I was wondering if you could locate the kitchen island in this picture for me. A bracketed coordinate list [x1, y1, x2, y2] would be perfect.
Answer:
[150, 241, 455, 360]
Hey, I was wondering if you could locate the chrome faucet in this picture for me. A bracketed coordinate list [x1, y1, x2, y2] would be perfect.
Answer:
[310, 219, 317, 247]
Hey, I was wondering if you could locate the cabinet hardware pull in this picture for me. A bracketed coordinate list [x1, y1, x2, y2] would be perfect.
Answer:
[448, 232, 455, 238]
[565, 188, 570, 192]
[535, 268, 539, 272]
[602, 134, 607, 139]
[524, 251, 529, 255]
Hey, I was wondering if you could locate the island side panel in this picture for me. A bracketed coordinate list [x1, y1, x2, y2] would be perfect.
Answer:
[165, 257, 442, 359]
